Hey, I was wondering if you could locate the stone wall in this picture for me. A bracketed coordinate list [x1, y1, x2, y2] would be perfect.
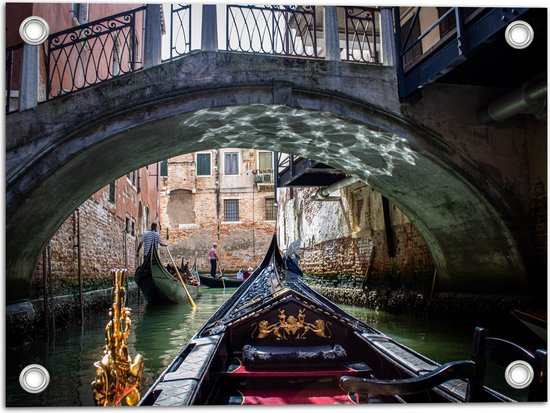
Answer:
[278, 183, 435, 290]
[31, 165, 161, 299]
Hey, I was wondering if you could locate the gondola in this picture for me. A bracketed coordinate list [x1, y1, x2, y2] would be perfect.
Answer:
[135, 243, 199, 304]
[198, 273, 245, 288]
[139, 235, 547, 405]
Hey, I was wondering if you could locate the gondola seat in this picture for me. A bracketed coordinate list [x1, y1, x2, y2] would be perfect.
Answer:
[242, 344, 347, 370]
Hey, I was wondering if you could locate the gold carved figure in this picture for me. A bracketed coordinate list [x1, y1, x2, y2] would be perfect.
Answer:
[91, 269, 144, 406]
[251, 307, 332, 340]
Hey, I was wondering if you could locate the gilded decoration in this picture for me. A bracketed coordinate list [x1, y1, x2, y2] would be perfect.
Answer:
[251, 308, 332, 340]
[91, 269, 144, 406]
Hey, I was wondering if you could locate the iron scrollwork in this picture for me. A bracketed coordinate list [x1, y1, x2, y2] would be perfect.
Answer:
[226, 4, 318, 58]
[344, 7, 379, 63]
[45, 6, 146, 100]
[168, 4, 192, 61]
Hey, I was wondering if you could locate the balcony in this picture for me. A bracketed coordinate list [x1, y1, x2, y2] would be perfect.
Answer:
[276, 155, 347, 188]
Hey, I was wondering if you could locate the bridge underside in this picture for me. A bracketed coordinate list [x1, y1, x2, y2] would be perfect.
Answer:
[5, 53, 529, 302]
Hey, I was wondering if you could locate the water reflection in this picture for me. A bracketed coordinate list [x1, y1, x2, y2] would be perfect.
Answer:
[6, 288, 543, 406]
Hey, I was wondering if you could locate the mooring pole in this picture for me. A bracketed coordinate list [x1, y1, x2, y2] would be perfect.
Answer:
[77, 209, 83, 323]
[47, 242, 55, 331]
[42, 248, 49, 336]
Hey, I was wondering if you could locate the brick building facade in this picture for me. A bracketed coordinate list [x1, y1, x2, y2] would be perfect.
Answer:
[159, 149, 277, 273]
[32, 164, 162, 297]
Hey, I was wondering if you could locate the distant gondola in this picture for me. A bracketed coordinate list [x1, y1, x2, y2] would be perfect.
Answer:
[135, 243, 199, 304]
[139, 235, 546, 405]
[198, 273, 245, 288]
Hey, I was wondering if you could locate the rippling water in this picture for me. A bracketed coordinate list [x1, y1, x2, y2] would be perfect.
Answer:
[6, 288, 542, 406]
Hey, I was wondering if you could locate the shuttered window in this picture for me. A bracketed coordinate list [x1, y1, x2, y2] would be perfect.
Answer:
[224, 152, 239, 175]
[196, 153, 211, 176]
[258, 151, 273, 170]
[224, 199, 239, 222]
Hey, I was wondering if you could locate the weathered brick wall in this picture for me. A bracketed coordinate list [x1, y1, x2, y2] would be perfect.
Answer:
[160, 149, 276, 273]
[32, 165, 160, 298]
[279, 182, 435, 289]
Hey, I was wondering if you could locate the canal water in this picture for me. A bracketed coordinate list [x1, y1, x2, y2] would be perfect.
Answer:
[6, 288, 542, 406]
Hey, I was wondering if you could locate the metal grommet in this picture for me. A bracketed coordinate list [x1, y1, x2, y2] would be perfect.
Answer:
[19, 364, 50, 394]
[505, 20, 534, 49]
[504, 360, 534, 389]
[19, 16, 50, 45]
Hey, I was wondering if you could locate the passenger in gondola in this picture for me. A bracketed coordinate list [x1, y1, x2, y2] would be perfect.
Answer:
[236, 268, 244, 280]
[166, 263, 176, 275]
[243, 267, 253, 279]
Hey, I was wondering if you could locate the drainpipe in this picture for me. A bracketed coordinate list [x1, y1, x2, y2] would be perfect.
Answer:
[313, 176, 360, 201]
[477, 78, 547, 123]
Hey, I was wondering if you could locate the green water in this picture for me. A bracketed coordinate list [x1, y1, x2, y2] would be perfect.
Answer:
[6, 289, 544, 406]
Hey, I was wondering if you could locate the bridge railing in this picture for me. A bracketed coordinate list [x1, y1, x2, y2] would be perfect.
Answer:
[7, 4, 394, 113]
[167, 4, 192, 61]
[226, 4, 318, 58]
[45, 6, 146, 100]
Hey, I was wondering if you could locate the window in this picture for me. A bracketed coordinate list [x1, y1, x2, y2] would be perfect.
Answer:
[136, 170, 141, 193]
[258, 151, 273, 170]
[160, 160, 168, 177]
[224, 152, 239, 175]
[224, 199, 239, 222]
[196, 153, 211, 176]
[265, 198, 276, 221]
[108, 182, 116, 203]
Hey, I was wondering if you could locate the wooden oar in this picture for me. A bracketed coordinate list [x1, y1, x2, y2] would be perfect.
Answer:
[217, 259, 225, 290]
[166, 246, 197, 309]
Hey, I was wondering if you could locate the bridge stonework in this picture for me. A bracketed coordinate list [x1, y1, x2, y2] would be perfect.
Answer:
[6, 51, 538, 302]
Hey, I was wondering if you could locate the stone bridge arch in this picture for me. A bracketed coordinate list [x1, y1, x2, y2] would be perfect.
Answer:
[6, 52, 528, 302]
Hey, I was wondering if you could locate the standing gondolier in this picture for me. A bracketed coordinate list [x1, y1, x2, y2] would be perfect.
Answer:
[136, 223, 167, 259]
[209, 243, 219, 278]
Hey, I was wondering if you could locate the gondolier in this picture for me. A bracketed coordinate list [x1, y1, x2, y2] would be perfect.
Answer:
[136, 223, 167, 259]
[209, 243, 219, 278]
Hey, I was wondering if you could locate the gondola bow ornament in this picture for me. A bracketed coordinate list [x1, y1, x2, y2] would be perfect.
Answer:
[91, 269, 144, 406]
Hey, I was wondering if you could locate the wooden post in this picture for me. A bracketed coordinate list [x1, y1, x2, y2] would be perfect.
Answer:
[42, 248, 49, 336]
[47, 242, 55, 331]
[77, 209, 83, 322]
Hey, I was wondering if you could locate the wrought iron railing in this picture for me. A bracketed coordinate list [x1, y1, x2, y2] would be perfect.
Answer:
[344, 7, 379, 63]
[167, 4, 192, 61]
[226, 4, 318, 57]
[6, 43, 23, 114]
[45, 6, 146, 100]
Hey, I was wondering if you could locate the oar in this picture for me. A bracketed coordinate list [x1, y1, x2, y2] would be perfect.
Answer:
[217, 259, 225, 290]
[165, 246, 197, 309]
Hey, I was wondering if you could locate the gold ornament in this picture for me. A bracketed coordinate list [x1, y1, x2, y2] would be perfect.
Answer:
[251, 308, 332, 340]
[91, 269, 144, 406]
